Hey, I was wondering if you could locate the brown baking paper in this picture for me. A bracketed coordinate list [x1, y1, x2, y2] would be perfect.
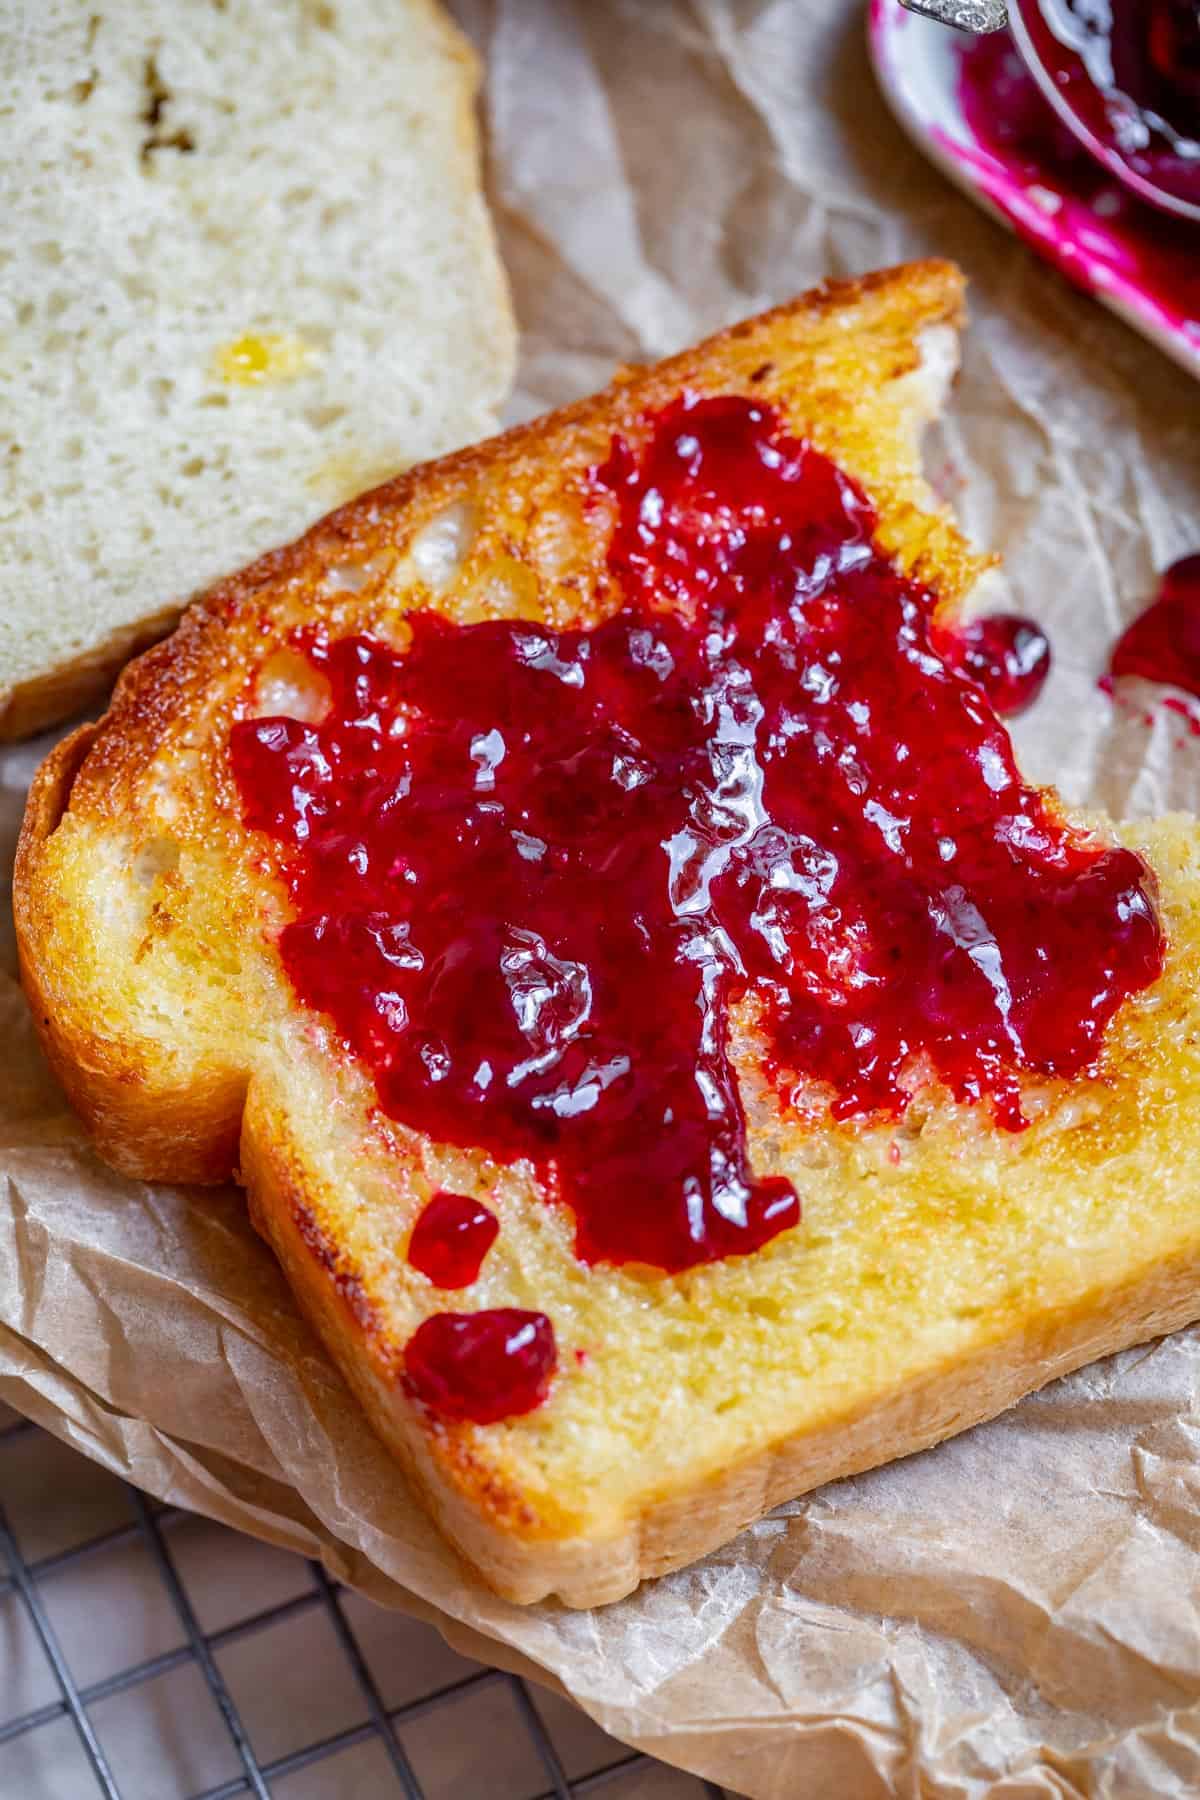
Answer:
[4, 4, 1200, 1795]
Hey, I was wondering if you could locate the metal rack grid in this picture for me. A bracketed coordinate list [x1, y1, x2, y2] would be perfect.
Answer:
[0, 1416, 727, 1800]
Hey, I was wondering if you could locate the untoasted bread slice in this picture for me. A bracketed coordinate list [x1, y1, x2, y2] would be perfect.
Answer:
[16, 262, 1200, 1607]
[0, 0, 514, 740]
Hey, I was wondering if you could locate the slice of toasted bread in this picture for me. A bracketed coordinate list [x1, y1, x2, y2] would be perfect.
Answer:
[0, 0, 514, 741]
[16, 262, 1200, 1607]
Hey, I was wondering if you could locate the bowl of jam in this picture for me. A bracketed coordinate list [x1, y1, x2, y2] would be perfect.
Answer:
[1010, 0, 1200, 219]
[870, 0, 1200, 377]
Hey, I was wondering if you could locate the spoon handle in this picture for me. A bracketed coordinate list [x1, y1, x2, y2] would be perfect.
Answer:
[900, 0, 1010, 32]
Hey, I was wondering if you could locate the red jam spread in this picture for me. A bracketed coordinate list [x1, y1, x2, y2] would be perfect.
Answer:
[403, 1309, 555, 1423]
[937, 614, 1052, 718]
[230, 394, 1165, 1422]
[408, 1191, 499, 1289]
[1110, 553, 1200, 698]
[1015, 0, 1200, 212]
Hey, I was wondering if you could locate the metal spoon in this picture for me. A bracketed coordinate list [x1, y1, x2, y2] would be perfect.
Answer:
[900, 0, 1010, 32]
[900, 0, 1200, 222]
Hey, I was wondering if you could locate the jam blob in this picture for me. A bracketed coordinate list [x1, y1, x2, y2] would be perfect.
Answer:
[1014, 0, 1200, 214]
[230, 396, 1164, 1294]
[408, 1191, 500, 1289]
[404, 1310, 556, 1423]
[939, 614, 1052, 717]
[1109, 552, 1200, 698]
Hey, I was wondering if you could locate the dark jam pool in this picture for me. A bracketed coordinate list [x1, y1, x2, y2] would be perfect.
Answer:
[1015, 0, 1200, 214]
[231, 395, 1164, 1422]
[954, 25, 1200, 345]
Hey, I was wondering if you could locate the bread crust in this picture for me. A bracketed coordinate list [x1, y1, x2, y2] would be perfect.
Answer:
[0, 605, 185, 744]
[20, 261, 1195, 1609]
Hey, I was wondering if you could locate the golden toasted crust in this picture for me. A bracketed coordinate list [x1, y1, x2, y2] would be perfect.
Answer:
[17, 724, 248, 1183]
[21, 261, 1199, 1609]
[0, 604, 184, 743]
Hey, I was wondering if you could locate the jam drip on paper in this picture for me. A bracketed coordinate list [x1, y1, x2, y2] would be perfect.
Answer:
[231, 394, 1165, 1421]
[1109, 553, 1200, 699]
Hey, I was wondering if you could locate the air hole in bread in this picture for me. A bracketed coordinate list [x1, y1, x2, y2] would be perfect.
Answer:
[306, 403, 346, 432]
[139, 54, 195, 162]
[897, 1109, 927, 1141]
[746, 1296, 783, 1321]
[133, 836, 180, 887]
[326, 561, 369, 594]
[409, 502, 475, 595]
[253, 648, 332, 724]
[532, 504, 587, 580]
[466, 554, 541, 622]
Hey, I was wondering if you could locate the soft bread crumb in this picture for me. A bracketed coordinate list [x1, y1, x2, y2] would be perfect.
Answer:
[0, 0, 514, 740]
[914, 323, 961, 418]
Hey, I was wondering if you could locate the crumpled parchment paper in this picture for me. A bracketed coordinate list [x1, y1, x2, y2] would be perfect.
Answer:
[4, 4, 1200, 1795]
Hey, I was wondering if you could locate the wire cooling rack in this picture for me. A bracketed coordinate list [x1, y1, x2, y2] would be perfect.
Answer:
[0, 1414, 729, 1800]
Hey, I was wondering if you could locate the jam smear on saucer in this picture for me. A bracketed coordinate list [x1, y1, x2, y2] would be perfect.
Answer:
[955, 26, 1200, 342]
[1016, 0, 1200, 213]
[231, 394, 1165, 1420]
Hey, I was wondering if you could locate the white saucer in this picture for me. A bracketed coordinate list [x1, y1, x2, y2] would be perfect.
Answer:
[868, 0, 1200, 382]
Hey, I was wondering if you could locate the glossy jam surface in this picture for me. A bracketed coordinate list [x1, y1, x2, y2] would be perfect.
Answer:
[1016, 0, 1200, 210]
[1110, 553, 1200, 697]
[939, 613, 1053, 717]
[955, 28, 1200, 342]
[403, 1309, 556, 1423]
[231, 397, 1164, 1297]
[408, 1191, 500, 1289]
